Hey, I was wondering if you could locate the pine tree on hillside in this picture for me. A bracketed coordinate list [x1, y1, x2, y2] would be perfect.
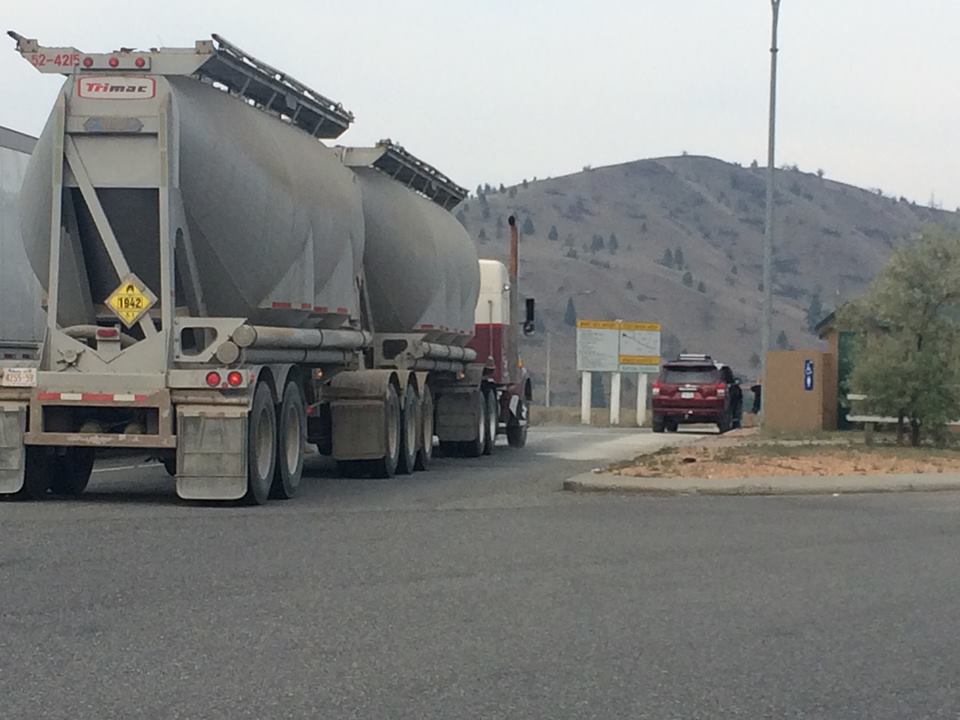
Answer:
[608, 233, 619, 254]
[660, 248, 674, 268]
[522, 217, 536, 236]
[564, 297, 577, 327]
[548, 225, 559, 241]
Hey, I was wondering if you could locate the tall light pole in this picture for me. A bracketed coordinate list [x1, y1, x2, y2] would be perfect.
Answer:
[760, 0, 781, 423]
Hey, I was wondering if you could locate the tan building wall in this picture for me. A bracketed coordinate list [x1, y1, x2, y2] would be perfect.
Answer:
[764, 350, 838, 432]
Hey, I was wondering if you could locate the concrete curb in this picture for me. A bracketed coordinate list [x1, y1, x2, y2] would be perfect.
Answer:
[562, 471, 960, 497]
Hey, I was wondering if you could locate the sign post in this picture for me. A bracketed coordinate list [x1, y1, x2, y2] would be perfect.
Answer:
[580, 371, 592, 425]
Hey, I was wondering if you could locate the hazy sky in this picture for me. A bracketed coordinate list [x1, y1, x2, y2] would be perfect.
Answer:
[2, 1, 957, 208]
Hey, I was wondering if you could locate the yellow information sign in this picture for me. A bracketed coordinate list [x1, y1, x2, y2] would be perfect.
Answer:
[576, 319, 620, 330]
[105, 273, 157, 328]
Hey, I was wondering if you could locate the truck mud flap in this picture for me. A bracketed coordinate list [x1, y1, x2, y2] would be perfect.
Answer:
[435, 388, 482, 442]
[0, 403, 27, 494]
[175, 406, 247, 501]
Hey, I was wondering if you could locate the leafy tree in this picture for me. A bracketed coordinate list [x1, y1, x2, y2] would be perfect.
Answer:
[564, 297, 577, 327]
[608, 233, 619, 255]
[839, 228, 960, 445]
[674, 247, 685, 269]
[816, 168, 825, 179]
[660, 248, 674, 268]
[548, 225, 559, 242]
[776, 330, 789, 349]
[697, 281, 706, 293]
[522, 217, 535, 236]
[682, 271, 694, 287]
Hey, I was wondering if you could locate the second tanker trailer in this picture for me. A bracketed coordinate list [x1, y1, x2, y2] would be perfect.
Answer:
[0, 32, 533, 503]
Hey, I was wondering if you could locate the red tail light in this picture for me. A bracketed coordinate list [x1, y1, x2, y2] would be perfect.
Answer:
[135, 57, 146, 68]
[108, 57, 119, 68]
[717, 383, 727, 398]
[651, 381, 661, 397]
[226, 371, 243, 387]
[205, 371, 222, 387]
[82, 57, 93, 68]
[96, 327, 118, 338]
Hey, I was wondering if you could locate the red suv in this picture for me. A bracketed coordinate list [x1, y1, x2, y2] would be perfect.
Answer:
[651, 354, 743, 433]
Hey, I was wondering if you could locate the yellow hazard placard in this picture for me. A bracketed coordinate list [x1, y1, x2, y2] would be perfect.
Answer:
[105, 273, 157, 328]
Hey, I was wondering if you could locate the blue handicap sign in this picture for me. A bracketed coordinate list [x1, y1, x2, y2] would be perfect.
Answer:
[804, 359, 814, 391]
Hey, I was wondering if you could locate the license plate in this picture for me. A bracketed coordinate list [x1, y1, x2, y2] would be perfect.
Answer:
[0, 367, 37, 388]
[681, 391, 695, 399]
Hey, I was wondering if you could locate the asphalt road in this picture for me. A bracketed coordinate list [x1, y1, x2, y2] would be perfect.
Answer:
[3, 427, 960, 719]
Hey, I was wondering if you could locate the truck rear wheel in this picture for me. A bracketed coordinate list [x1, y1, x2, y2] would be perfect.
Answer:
[271, 381, 305, 500]
[245, 381, 277, 505]
[368, 382, 402, 479]
[414, 385, 434, 471]
[397, 383, 419, 475]
[460, 390, 486, 458]
[49, 448, 95, 496]
[17, 447, 53, 500]
[482, 387, 497, 455]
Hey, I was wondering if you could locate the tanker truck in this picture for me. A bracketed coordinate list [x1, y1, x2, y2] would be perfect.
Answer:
[0, 33, 534, 503]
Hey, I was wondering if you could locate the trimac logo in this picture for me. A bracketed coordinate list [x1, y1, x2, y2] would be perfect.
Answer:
[77, 77, 156, 100]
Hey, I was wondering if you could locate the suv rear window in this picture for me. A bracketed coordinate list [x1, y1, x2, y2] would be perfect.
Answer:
[660, 365, 720, 384]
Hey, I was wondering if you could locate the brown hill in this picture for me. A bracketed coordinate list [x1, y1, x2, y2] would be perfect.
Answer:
[457, 156, 958, 407]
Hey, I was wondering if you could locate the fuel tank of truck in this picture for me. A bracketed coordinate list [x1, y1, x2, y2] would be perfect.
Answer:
[355, 167, 479, 345]
[19, 75, 365, 329]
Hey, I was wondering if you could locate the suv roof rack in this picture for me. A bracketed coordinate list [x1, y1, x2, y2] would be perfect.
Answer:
[677, 353, 712, 362]
[8, 31, 354, 140]
[337, 140, 468, 211]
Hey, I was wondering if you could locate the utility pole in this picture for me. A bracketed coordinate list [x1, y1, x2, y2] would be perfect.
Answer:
[760, 0, 781, 424]
[545, 330, 552, 407]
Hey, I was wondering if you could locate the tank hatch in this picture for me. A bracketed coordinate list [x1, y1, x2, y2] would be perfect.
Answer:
[337, 140, 468, 212]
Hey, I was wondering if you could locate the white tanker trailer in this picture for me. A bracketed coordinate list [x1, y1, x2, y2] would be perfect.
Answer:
[0, 33, 534, 503]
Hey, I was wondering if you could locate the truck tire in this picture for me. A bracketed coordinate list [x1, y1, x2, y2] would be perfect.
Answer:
[49, 448, 95, 496]
[460, 390, 486, 458]
[368, 382, 402, 479]
[506, 398, 528, 449]
[245, 381, 277, 505]
[16, 447, 53, 500]
[482, 387, 497, 455]
[271, 381, 306, 499]
[397, 383, 419, 475]
[414, 384, 434, 471]
[161, 456, 176, 477]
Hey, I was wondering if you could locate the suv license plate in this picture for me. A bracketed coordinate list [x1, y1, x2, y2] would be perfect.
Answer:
[681, 391, 695, 399]
[1, 368, 38, 388]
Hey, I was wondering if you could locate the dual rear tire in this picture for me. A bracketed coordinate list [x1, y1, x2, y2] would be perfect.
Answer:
[245, 378, 306, 505]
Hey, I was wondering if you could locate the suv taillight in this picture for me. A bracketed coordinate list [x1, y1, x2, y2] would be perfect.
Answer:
[652, 381, 661, 397]
[717, 383, 727, 398]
